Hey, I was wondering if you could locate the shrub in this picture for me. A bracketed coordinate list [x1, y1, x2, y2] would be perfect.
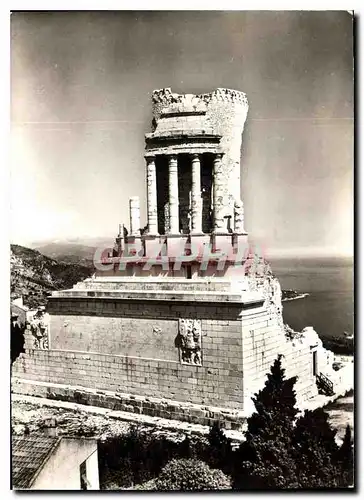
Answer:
[134, 479, 157, 491]
[98, 426, 181, 488]
[154, 458, 231, 491]
[322, 336, 353, 355]
[208, 421, 233, 472]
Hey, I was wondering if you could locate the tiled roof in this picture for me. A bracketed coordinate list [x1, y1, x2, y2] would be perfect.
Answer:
[12, 435, 61, 489]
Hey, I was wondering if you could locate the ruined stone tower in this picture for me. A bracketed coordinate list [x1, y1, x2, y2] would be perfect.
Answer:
[145, 87, 248, 236]
[94, 88, 251, 280]
[12, 89, 327, 430]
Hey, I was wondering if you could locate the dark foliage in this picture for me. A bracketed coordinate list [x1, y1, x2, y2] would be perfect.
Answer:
[208, 421, 233, 473]
[233, 354, 300, 489]
[98, 426, 192, 488]
[10, 318, 25, 363]
[246, 355, 298, 440]
[232, 355, 353, 489]
[322, 336, 353, 356]
[294, 408, 338, 456]
[335, 425, 354, 487]
[292, 408, 340, 488]
[154, 458, 231, 491]
[98, 357, 353, 490]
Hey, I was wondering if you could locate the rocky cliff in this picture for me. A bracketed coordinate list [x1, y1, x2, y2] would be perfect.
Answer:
[11, 244, 92, 308]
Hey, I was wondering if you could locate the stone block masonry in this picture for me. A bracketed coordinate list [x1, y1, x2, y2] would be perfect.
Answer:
[12, 280, 319, 424]
[13, 299, 246, 412]
[12, 378, 246, 431]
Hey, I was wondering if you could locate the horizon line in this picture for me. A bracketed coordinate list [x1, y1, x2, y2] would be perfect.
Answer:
[10, 238, 353, 260]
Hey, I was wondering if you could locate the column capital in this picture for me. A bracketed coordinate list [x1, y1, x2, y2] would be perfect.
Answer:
[145, 154, 156, 163]
[167, 153, 178, 162]
[191, 153, 201, 161]
[213, 153, 223, 161]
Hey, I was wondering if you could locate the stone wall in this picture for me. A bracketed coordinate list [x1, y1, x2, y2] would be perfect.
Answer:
[12, 299, 246, 411]
[50, 314, 179, 361]
[241, 313, 318, 413]
[204, 94, 248, 210]
[12, 273, 321, 426]
[12, 379, 246, 430]
[240, 276, 318, 413]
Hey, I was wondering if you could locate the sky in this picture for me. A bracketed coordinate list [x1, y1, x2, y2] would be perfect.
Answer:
[10, 10, 354, 256]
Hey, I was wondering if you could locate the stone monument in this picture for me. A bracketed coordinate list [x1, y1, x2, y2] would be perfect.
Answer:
[12, 88, 341, 430]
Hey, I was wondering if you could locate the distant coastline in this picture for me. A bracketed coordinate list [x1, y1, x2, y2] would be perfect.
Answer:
[281, 289, 309, 302]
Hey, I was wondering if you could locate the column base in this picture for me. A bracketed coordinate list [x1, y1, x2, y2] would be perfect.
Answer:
[125, 235, 143, 255]
[211, 233, 233, 254]
[166, 234, 188, 258]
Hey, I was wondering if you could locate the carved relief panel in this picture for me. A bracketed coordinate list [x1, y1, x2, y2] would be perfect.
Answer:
[178, 318, 202, 365]
[28, 311, 49, 350]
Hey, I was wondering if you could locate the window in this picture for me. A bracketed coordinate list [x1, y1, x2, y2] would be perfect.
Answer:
[312, 350, 318, 377]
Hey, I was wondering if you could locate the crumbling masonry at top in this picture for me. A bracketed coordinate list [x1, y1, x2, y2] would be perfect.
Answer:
[142, 88, 249, 236]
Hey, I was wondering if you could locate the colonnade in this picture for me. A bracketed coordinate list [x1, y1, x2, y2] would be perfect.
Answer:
[145, 153, 224, 235]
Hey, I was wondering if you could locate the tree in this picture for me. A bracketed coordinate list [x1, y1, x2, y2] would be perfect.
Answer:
[293, 409, 340, 488]
[233, 355, 300, 489]
[232, 355, 353, 489]
[208, 421, 233, 472]
[178, 436, 192, 459]
[335, 425, 354, 487]
[246, 354, 298, 440]
[294, 408, 338, 456]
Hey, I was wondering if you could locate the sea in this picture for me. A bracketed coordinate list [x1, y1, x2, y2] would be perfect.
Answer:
[269, 256, 354, 439]
[270, 256, 354, 340]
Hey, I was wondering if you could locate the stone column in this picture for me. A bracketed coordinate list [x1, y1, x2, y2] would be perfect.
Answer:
[191, 154, 202, 233]
[129, 196, 141, 236]
[234, 199, 245, 233]
[213, 153, 225, 232]
[146, 156, 158, 235]
[168, 154, 179, 234]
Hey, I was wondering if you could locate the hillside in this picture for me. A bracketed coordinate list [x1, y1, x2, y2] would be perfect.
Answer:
[33, 242, 98, 269]
[11, 244, 93, 309]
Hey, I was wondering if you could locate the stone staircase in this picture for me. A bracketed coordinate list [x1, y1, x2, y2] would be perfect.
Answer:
[316, 372, 335, 396]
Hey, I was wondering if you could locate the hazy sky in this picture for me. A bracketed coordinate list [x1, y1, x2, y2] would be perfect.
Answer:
[10, 11, 353, 256]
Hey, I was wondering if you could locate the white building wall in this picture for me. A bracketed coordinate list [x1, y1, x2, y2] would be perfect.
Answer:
[85, 449, 100, 490]
[32, 438, 99, 490]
